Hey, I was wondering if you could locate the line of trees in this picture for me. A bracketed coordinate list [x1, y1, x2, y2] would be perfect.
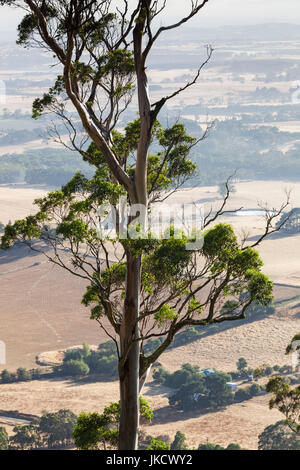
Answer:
[0, 148, 94, 186]
[161, 366, 264, 411]
[3, 409, 78, 450]
[1, 367, 44, 383]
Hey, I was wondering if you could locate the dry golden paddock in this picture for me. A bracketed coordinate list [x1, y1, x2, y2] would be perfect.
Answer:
[0, 180, 300, 449]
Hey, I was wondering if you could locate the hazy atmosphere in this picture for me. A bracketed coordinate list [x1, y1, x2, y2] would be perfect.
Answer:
[1, 0, 300, 32]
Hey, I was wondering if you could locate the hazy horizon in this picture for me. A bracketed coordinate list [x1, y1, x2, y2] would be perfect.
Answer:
[1, 0, 300, 38]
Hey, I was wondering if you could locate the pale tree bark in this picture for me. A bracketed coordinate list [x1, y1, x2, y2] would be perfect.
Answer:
[119, 253, 141, 450]
[118, 1, 154, 448]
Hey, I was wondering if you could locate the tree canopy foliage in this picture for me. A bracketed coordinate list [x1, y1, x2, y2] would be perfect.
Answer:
[73, 397, 153, 450]
[258, 421, 300, 450]
[266, 333, 300, 435]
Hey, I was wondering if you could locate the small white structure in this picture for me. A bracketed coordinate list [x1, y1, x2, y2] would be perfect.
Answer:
[199, 368, 215, 376]
[226, 382, 238, 391]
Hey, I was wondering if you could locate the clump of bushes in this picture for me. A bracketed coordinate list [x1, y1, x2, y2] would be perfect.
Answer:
[198, 442, 242, 450]
[61, 360, 90, 377]
[144, 338, 164, 354]
[289, 374, 300, 385]
[57, 341, 118, 378]
[85, 341, 118, 376]
[0, 427, 9, 450]
[0, 367, 44, 384]
[234, 383, 264, 402]
[155, 364, 235, 411]
[230, 357, 254, 380]
[153, 362, 275, 412]
[9, 409, 78, 450]
[171, 327, 201, 347]
[258, 420, 300, 450]
[146, 438, 170, 450]
[153, 363, 200, 389]
[140, 431, 243, 451]
[229, 358, 292, 381]
[0, 341, 119, 384]
[171, 431, 188, 450]
[252, 363, 292, 379]
[168, 370, 235, 411]
[74, 398, 153, 450]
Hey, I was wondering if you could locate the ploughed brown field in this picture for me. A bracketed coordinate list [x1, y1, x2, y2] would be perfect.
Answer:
[0, 180, 300, 449]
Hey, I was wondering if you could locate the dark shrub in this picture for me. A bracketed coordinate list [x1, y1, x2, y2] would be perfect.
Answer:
[249, 383, 262, 395]
[144, 338, 164, 354]
[198, 442, 224, 450]
[171, 431, 188, 450]
[61, 360, 90, 377]
[234, 388, 251, 402]
[263, 366, 273, 376]
[226, 443, 242, 450]
[63, 349, 83, 363]
[16, 368, 32, 382]
[152, 367, 170, 384]
[169, 371, 234, 411]
[258, 421, 300, 450]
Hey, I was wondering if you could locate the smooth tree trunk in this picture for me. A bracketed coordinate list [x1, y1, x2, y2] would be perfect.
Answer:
[16, 0, 212, 454]
[118, 253, 141, 450]
[117, 3, 154, 449]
